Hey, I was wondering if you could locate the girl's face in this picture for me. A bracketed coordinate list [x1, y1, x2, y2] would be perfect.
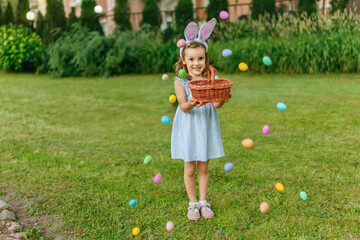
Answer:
[182, 46, 206, 79]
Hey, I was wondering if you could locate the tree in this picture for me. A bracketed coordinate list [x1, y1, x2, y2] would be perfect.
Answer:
[298, 0, 318, 15]
[330, 0, 349, 12]
[68, 7, 77, 27]
[35, 11, 45, 38]
[44, 0, 67, 43]
[15, 0, 29, 25]
[175, 0, 193, 35]
[206, 0, 228, 20]
[141, 0, 161, 28]
[114, 0, 131, 30]
[80, 0, 104, 34]
[0, 2, 3, 25]
[4, 2, 14, 25]
[251, 0, 276, 19]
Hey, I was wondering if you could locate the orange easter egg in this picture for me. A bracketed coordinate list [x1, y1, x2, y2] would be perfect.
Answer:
[260, 202, 269, 214]
[275, 182, 285, 192]
[242, 139, 254, 148]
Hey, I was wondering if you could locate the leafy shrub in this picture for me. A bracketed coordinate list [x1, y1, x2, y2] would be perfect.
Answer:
[0, 24, 44, 72]
[210, 32, 360, 74]
[47, 24, 110, 77]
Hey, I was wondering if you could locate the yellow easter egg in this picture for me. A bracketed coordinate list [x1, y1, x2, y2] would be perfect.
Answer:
[242, 139, 254, 148]
[275, 182, 285, 192]
[169, 95, 176, 104]
[238, 62, 248, 72]
[132, 227, 140, 236]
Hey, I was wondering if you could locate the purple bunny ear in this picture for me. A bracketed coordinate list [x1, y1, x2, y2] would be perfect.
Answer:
[198, 18, 217, 41]
[184, 22, 198, 41]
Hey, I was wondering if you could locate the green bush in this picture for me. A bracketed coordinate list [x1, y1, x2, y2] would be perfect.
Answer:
[47, 24, 109, 77]
[0, 24, 44, 72]
[210, 32, 360, 74]
[47, 24, 177, 77]
[215, 10, 360, 41]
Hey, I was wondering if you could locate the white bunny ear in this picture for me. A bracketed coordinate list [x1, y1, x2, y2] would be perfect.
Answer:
[184, 22, 199, 41]
[198, 18, 217, 41]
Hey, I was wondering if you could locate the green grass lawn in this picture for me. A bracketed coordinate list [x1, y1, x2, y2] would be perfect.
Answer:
[0, 72, 359, 239]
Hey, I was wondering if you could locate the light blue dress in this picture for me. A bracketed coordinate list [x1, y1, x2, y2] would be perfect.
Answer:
[171, 77, 225, 162]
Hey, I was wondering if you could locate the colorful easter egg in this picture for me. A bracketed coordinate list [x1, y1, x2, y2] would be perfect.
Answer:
[219, 10, 229, 20]
[166, 221, 174, 232]
[129, 199, 136, 206]
[238, 62, 248, 72]
[242, 139, 254, 148]
[277, 102, 287, 111]
[179, 69, 187, 79]
[161, 116, 171, 124]
[144, 155, 152, 165]
[262, 125, 270, 135]
[162, 74, 169, 81]
[275, 182, 285, 192]
[154, 173, 162, 183]
[132, 227, 140, 236]
[224, 162, 233, 171]
[169, 95, 176, 104]
[222, 49, 232, 57]
[260, 202, 269, 214]
[300, 191, 307, 200]
[177, 39, 186, 48]
[262, 56, 272, 66]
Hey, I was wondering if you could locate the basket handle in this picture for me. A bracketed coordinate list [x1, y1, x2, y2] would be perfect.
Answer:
[207, 66, 216, 87]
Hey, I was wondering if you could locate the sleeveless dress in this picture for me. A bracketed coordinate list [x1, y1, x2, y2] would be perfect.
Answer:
[171, 77, 225, 162]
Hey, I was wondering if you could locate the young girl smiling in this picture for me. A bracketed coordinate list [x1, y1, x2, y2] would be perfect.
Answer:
[171, 18, 230, 220]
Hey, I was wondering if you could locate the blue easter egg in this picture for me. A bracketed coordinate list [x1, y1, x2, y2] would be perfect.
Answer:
[277, 102, 287, 111]
[161, 116, 171, 124]
[215, 75, 219, 79]
[300, 191, 307, 200]
[224, 162, 233, 171]
[222, 49, 232, 57]
[129, 199, 136, 206]
[262, 56, 272, 66]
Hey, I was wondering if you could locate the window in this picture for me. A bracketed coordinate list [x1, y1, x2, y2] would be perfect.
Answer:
[108, 0, 115, 10]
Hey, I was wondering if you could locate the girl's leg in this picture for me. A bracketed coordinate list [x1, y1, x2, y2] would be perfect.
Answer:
[197, 160, 209, 201]
[184, 161, 197, 202]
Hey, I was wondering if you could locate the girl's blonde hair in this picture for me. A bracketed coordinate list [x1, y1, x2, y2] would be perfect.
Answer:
[175, 42, 209, 80]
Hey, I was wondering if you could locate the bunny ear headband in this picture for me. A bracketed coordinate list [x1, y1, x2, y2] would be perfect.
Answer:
[180, 18, 217, 57]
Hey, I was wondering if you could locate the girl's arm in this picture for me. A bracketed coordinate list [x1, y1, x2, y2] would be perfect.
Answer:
[175, 80, 205, 113]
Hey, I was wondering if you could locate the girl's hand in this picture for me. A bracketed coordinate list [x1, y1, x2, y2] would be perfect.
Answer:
[190, 98, 206, 108]
[225, 93, 232, 102]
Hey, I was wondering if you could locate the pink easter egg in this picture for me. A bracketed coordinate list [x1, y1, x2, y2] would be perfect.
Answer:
[262, 125, 270, 135]
[177, 39, 186, 48]
[166, 221, 174, 232]
[154, 173, 162, 183]
[219, 11, 229, 20]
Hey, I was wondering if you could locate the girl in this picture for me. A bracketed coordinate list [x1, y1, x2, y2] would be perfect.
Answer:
[171, 18, 230, 220]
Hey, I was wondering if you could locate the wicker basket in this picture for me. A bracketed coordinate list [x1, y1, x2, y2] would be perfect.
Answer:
[188, 66, 233, 103]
